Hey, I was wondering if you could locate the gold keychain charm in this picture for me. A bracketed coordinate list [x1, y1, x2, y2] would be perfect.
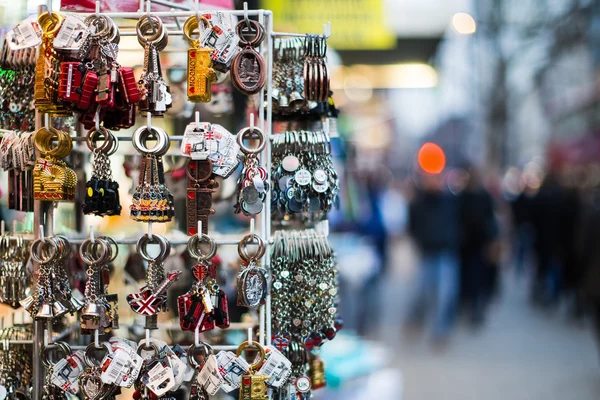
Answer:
[236, 340, 268, 400]
[35, 12, 71, 116]
[33, 126, 76, 201]
[184, 15, 217, 102]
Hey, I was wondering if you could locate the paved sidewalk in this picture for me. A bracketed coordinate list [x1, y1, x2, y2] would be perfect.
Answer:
[374, 239, 600, 400]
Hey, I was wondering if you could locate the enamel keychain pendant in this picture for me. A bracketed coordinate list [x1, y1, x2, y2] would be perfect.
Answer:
[230, 19, 266, 95]
[183, 15, 218, 102]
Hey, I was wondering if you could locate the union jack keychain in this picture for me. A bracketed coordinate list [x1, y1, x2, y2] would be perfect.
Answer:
[127, 234, 181, 329]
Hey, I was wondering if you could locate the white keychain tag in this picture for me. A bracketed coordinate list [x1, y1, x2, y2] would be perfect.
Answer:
[258, 346, 293, 388]
[51, 350, 86, 394]
[215, 351, 250, 393]
[197, 354, 224, 395]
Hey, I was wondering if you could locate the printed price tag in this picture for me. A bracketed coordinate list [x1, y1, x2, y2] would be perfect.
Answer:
[142, 358, 176, 396]
[215, 351, 250, 393]
[180, 122, 241, 178]
[51, 350, 86, 394]
[172, 344, 196, 383]
[197, 354, 224, 395]
[258, 346, 292, 388]
[7, 18, 41, 50]
[157, 343, 187, 389]
[53, 15, 89, 50]
[100, 348, 143, 387]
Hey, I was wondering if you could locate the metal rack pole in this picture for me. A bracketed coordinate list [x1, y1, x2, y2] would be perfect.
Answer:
[265, 11, 274, 348]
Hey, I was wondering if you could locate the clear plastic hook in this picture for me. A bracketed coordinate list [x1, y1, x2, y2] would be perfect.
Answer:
[247, 327, 252, 346]
[44, 114, 50, 131]
[95, 0, 100, 17]
[195, 110, 200, 127]
[89, 225, 95, 243]
[249, 113, 255, 132]
[198, 220, 203, 238]
[147, 112, 152, 131]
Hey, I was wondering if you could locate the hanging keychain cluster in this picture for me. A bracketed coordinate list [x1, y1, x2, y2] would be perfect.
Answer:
[271, 229, 341, 399]
[271, 131, 339, 222]
[0, 23, 36, 131]
[130, 126, 174, 222]
[23, 235, 83, 321]
[0, 324, 34, 398]
[178, 233, 230, 333]
[234, 126, 268, 216]
[83, 127, 122, 216]
[0, 130, 36, 212]
[0, 233, 32, 309]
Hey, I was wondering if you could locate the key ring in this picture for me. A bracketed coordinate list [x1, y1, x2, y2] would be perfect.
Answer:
[237, 233, 265, 262]
[237, 126, 265, 155]
[187, 342, 214, 369]
[84, 14, 112, 39]
[236, 19, 264, 47]
[30, 237, 59, 264]
[86, 126, 114, 154]
[187, 233, 217, 261]
[235, 340, 265, 372]
[37, 12, 65, 36]
[136, 234, 170, 263]
[132, 126, 170, 156]
[183, 15, 211, 47]
[137, 339, 160, 356]
[41, 341, 71, 369]
[79, 237, 110, 266]
[83, 342, 112, 367]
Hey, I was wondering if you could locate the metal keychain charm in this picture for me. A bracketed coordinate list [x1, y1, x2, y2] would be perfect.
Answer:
[237, 233, 267, 309]
[230, 19, 266, 95]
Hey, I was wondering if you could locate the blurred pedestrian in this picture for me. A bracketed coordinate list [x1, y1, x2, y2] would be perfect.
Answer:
[530, 171, 566, 307]
[406, 173, 460, 342]
[458, 167, 499, 328]
[510, 183, 535, 276]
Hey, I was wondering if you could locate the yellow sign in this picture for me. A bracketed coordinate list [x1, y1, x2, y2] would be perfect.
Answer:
[261, 0, 396, 50]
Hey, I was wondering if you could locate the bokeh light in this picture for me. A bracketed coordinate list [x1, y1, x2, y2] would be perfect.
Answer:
[452, 12, 477, 35]
[418, 142, 446, 174]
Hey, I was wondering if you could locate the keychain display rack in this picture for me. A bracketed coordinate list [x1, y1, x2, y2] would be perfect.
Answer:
[16, 0, 335, 398]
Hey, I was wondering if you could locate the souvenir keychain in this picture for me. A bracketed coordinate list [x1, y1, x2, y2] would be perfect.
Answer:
[183, 15, 217, 102]
[230, 19, 266, 95]
[234, 123, 268, 216]
[178, 232, 230, 332]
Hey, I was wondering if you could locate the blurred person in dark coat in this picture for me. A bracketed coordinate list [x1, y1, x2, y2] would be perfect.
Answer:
[530, 172, 568, 307]
[406, 173, 460, 341]
[458, 167, 499, 328]
[578, 188, 600, 357]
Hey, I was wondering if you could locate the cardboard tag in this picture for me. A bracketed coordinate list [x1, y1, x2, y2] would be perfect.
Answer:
[258, 346, 293, 388]
[142, 358, 176, 396]
[7, 18, 41, 50]
[215, 351, 250, 393]
[196, 354, 224, 395]
[100, 348, 143, 388]
[53, 15, 89, 50]
[51, 350, 86, 394]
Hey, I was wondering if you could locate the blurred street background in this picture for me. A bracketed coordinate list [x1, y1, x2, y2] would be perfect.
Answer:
[301, 0, 600, 398]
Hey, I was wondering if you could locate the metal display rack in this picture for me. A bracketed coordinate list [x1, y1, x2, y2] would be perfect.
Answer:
[22, 0, 331, 398]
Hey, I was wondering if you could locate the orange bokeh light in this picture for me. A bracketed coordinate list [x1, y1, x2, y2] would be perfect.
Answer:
[418, 142, 446, 174]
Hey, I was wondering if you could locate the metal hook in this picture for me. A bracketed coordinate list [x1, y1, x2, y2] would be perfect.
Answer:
[194, 0, 201, 23]
[94, 107, 101, 131]
[44, 114, 50, 131]
[243, 2, 251, 30]
[249, 113, 255, 133]
[96, 0, 101, 18]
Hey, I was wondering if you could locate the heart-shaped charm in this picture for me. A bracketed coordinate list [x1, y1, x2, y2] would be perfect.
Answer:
[79, 371, 112, 400]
